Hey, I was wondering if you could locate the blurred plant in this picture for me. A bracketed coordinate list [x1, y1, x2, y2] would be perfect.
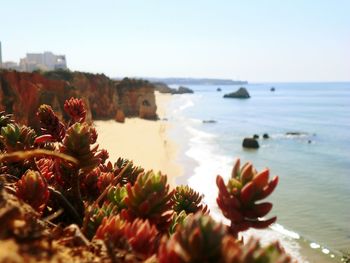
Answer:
[85, 201, 118, 239]
[15, 169, 49, 213]
[158, 213, 226, 262]
[0, 123, 36, 152]
[36, 104, 65, 142]
[97, 172, 114, 192]
[172, 185, 208, 214]
[169, 210, 188, 235]
[107, 185, 128, 212]
[159, 212, 292, 263]
[122, 170, 174, 232]
[64, 97, 87, 124]
[216, 159, 278, 237]
[94, 215, 127, 248]
[124, 218, 160, 258]
[221, 236, 292, 263]
[0, 111, 14, 128]
[114, 157, 144, 185]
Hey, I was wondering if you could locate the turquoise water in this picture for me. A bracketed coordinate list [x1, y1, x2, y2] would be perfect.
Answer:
[164, 83, 350, 262]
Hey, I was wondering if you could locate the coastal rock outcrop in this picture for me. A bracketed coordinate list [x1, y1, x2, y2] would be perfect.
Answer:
[116, 78, 157, 119]
[0, 70, 158, 127]
[223, 87, 250, 99]
[115, 109, 125, 123]
[153, 82, 194, 94]
[177, 86, 194, 94]
[242, 138, 259, 149]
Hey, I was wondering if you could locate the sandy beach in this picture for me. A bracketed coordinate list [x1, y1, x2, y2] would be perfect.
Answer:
[94, 92, 182, 187]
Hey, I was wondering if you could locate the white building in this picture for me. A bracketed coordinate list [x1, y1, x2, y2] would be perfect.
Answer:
[20, 51, 67, 71]
[1, 48, 67, 72]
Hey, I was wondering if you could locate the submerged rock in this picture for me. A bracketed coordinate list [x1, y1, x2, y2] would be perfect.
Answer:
[286, 132, 308, 136]
[202, 120, 217, 124]
[242, 138, 259, 149]
[263, 133, 269, 139]
[223, 87, 250, 99]
[253, 134, 259, 139]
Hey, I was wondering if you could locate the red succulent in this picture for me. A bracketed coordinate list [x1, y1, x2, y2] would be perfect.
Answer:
[15, 169, 50, 213]
[216, 159, 279, 236]
[64, 97, 87, 123]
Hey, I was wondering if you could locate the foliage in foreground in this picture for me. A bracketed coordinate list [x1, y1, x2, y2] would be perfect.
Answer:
[0, 99, 294, 262]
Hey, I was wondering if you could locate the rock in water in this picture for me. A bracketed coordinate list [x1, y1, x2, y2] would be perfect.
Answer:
[270, 87, 276, 92]
[202, 120, 217, 124]
[217, 87, 222, 92]
[253, 134, 259, 139]
[242, 138, 259, 149]
[178, 86, 194, 94]
[223, 87, 250, 99]
[263, 133, 269, 139]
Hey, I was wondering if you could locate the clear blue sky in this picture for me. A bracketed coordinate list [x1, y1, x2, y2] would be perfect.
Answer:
[1, 0, 349, 82]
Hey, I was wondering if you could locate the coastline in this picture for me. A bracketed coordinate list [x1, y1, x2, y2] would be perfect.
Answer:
[94, 92, 182, 187]
[94, 87, 347, 263]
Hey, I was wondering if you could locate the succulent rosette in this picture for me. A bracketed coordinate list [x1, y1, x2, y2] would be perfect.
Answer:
[15, 169, 50, 213]
[216, 159, 279, 236]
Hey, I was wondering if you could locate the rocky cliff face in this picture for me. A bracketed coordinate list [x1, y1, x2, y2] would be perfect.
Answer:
[115, 78, 157, 119]
[0, 70, 157, 128]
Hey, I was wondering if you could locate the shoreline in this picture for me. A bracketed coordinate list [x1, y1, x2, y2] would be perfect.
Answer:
[94, 92, 183, 187]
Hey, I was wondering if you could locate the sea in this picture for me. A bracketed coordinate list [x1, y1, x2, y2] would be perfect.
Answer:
[163, 82, 350, 262]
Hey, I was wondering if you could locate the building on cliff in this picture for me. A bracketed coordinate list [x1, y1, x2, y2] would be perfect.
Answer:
[1, 49, 67, 72]
[19, 52, 67, 71]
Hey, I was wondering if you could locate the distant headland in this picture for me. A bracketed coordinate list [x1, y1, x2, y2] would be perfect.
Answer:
[130, 77, 248, 86]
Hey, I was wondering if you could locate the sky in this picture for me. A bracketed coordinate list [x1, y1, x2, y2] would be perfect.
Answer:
[1, 0, 349, 82]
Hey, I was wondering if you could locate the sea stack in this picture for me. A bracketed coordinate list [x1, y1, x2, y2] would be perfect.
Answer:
[223, 87, 250, 99]
[242, 138, 259, 149]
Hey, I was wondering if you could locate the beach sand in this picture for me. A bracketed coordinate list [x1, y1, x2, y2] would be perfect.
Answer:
[94, 92, 182, 187]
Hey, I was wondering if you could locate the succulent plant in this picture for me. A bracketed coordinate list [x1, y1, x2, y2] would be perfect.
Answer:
[15, 169, 50, 213]
[97, 172, 114, 192]
[0, 111, 14, 128]
[36, 158, 55, 182]
[122, 170, 174, 232]
[60, 122, 101, 173]
[124, 218, 160, 258]
[172, 185, 208, 214]
[94, 215, 127, 248]
[107, 185, 128, 211]
[216, 159, 279, 236]
[0, 123, 36, 152]
[86, 201, 118, 239]
[96, 148, 109, 164]
[221, 236, 293, 263]
[114, 157, 144, 185]
[64, 97, 87, 123]
[36, 104, 65, 142]
[169, 210, 188, 235]
[80, 167, 100, 199]
[158, 213, 227, 263]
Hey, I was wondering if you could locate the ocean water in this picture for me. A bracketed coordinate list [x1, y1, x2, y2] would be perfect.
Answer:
[164, 83, 350, 262]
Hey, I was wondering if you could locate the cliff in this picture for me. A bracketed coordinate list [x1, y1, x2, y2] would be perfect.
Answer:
[0, 70, 157, 128]
[115, 78, 157, 119]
